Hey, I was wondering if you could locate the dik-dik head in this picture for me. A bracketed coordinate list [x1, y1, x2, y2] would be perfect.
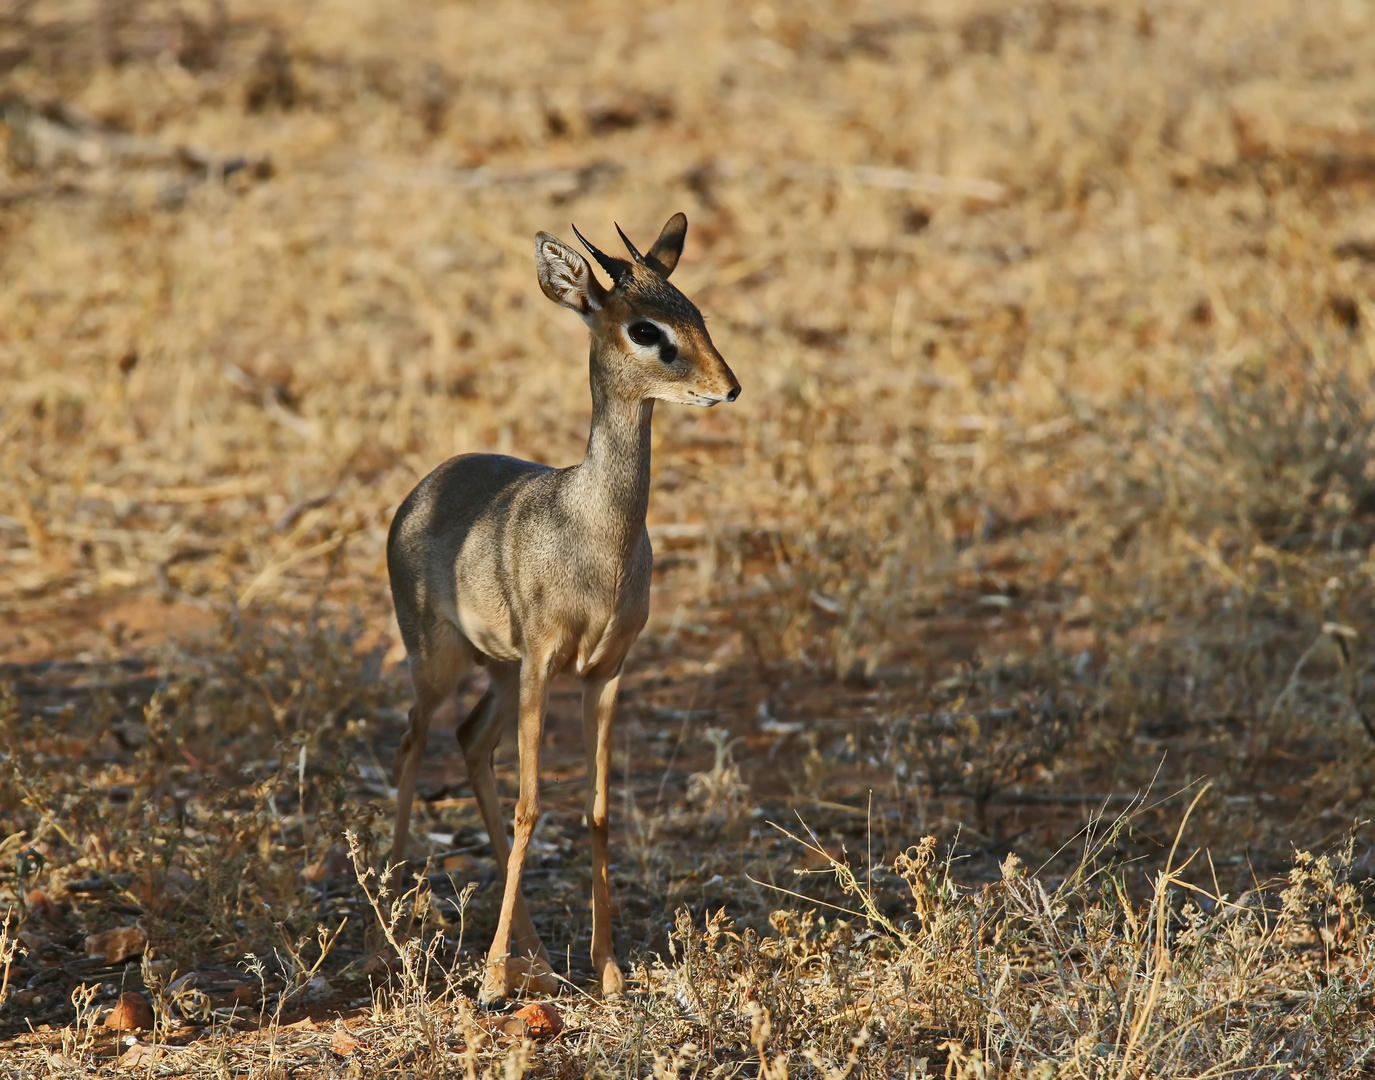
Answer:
[534, 213, 741, 407]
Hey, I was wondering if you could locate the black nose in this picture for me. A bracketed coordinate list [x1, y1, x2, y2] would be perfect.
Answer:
[726, 385, 740, 402]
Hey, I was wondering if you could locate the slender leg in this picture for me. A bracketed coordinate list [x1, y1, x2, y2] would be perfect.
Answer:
[480, 658, 554, 1003]
[582, 672, 626, 996]
[456, 669, 550, 967]
[390, 627, 466, 880]
[391, 702, 430, 873]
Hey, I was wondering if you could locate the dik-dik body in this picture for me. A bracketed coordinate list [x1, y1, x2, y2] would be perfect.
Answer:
[387, 214, 739, 1003]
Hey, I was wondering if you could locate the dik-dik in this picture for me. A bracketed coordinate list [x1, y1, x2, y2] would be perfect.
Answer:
[386, 214, 740, 1003]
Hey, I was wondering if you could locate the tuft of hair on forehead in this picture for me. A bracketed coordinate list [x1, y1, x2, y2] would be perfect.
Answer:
[620, 266, 706, 328]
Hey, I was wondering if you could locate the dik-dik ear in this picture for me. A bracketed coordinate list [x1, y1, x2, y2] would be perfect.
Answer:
[534, 232, 605, 316]
[644, 212, 688, 278]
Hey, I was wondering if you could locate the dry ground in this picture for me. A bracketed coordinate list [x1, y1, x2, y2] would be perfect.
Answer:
[4, 0, 1375, 1075]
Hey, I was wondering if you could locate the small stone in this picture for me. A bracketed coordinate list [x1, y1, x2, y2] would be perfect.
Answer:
[25, 888, 61, 925]
[302, 846, 353, 883]
[301, 974, 333, 1004]
[85, 926, 147, 966]
[167, 972, 201, 994]
[105, 991, 154, 1032]
[225, 984, 257, 1007]
[362, 950, 402, 980]
[119, 1042, 159, 1068]
[136, 868, 195, 905]
[513, 1001, 563, 1039]
[438, 851, 480, 874]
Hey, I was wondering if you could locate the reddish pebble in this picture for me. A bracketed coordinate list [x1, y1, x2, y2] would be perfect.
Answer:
[25, 888, 61, 925]
[513, 1001, 563, 1038]
[105, 991, 154, 1032]
[331, 1026, 362, 1056]
[226, 984, 256, 1007]
[85, 925, 147, 965]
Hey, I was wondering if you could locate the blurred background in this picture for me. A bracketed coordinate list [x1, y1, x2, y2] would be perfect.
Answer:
[3, 0, 1372, 667]
[2, 0, 1375, 1059]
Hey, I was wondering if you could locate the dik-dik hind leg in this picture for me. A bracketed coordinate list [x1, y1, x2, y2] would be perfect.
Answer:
[390, 624, 468, 879]
[583, 672, 625, 996]
[456, 665, 551, 970]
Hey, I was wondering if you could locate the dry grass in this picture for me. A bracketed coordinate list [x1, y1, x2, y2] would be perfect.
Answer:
[3, 0, 1375, 1074]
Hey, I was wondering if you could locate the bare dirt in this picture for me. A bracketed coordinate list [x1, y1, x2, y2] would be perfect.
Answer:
[3, 0, 1375, 1075]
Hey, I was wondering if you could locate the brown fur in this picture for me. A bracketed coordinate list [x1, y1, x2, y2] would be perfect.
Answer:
[386, 214, 739, 1002]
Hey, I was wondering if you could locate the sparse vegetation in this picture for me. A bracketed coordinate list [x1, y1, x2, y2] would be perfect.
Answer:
[3, 0, 1375, 1075]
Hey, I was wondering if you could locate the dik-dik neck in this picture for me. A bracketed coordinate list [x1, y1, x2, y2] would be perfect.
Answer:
[571, 357, 655, 557]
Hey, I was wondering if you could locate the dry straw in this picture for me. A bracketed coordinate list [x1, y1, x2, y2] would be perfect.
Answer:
[2, 0, 1375, 1074]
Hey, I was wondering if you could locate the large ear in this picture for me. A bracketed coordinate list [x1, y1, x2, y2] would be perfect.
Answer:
[644, 212, 688, 278]
[534, 232, 604, 315]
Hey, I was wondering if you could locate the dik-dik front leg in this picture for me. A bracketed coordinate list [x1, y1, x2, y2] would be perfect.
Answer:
[456, 669, 550, 969]
[583, 672, 626, 996]
[480, 658, 558, 1004]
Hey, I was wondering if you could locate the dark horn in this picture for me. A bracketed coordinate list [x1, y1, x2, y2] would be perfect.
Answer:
[572, 223, 632, 288]
[614, 222, 645, 264]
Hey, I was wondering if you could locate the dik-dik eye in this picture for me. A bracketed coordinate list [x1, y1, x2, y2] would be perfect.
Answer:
[627, 321, 662, 347]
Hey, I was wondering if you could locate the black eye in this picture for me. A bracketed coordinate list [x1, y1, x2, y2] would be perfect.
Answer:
[628, 322, 661, 347]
